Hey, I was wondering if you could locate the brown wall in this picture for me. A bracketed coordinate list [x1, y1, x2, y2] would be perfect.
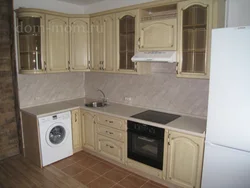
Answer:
[0, 0, 20, 160]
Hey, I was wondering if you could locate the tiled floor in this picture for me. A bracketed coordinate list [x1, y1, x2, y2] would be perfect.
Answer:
[53, 151, 168, 188]
[0, 151, 168, 188]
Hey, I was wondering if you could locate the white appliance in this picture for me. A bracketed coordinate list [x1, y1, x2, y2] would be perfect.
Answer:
[38, 111, 73, 167]
[202, 26, 250, 188]
[131, 51, 176, 63]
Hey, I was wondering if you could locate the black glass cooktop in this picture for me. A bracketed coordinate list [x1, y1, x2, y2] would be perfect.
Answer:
[131, 110, 180, 124]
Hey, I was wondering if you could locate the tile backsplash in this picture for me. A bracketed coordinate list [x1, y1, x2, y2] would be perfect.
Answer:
[85, 63, 209, 118]
[18, 72, 85, 108]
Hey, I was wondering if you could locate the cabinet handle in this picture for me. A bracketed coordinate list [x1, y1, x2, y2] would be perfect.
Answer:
[75, 113, 77, 122]
[88, 61, 91, 69]
[134, 62, 138, 72]
[106, 131, 114, 135]
[105, 120, 113, 124]
[176, 62, 179, 74]
[68, 61, 70, 70]
[138, 37, 141, 49]
[44, 61, 47, 71]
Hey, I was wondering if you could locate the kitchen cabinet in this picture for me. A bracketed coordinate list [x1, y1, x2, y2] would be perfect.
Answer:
[70, 18, 90, 71]
[103, 14, 116, 71]
[16, 12, 46, 74]
[139, 19, 177, 51]
[116, 10, 139, 73]
[71, 109, 82, 153]
[97, 134, 124, 163]
[166, 131, 204, 188]
[176, 0, 225, 79]
[81, 110, 96, 151]
[46, 15, 69, 72]
[90, 16, 103, 71]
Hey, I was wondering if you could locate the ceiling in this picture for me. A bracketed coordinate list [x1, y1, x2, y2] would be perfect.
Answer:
[57, 0, 106, 6]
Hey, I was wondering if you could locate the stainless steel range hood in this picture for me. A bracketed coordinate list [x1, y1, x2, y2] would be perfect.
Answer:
[131, 51, 177, 63]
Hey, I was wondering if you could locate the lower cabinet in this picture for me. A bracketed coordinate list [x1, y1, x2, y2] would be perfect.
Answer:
[166, 131, 204, 188]
[97, 134, 124, 163]
[71, 109, 82, 153]
[81, 110, 96, 151]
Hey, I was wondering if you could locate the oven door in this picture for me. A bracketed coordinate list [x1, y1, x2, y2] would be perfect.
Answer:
[128, 130, 164, 170]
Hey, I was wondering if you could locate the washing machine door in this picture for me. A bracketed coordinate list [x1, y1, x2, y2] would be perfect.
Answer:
[46, 123, 69, 147]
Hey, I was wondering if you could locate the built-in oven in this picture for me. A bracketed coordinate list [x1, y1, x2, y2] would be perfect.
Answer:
[127, 120, 164, 170]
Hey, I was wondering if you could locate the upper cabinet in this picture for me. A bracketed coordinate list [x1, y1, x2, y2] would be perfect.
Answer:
[17, 12, 46, 74]
[70, 18, 90, 71]
[116, 10, 139, 73]
[139, 4, 177, 51]
[16, 9, 90, 74]
[176, 0, 225, 79]
[91, 16, 104, 71]
[46, 15, 69, 72]
[103, 14, 116, 72]
[139, 19, 177, 51]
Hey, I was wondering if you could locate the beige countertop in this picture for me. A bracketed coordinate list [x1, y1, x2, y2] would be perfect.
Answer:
[21, 98, 207, 137]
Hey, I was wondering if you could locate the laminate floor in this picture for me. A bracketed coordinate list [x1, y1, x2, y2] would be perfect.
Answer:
[0, 151, 168, 188]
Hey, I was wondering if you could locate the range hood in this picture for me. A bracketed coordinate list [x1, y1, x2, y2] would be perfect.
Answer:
[131, 51, 177, 63]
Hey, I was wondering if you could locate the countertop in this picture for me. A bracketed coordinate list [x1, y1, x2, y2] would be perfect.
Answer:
[21, 98, 207, 137]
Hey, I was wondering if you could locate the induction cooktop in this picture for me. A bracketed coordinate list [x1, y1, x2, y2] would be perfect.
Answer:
[131, 110, 180, 124]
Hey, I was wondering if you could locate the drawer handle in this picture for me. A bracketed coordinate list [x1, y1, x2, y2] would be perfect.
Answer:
[106, 144, 114, 149]
[105, 120, 114, 124]
[106, 131, 114, 135]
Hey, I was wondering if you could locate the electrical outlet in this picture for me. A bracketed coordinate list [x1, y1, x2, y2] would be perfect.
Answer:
[124, 97, 132, 103]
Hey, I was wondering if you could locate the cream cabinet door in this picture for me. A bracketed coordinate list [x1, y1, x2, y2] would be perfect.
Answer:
[97, 134, 124, 163]
[103, 14, 115, 72]
[82, 111, 96, 151]
[71, 109, 82, 153]
[116, 10, 139, 73]
[70, 18, 90, 71]
[139, 19, 177, 51]
[167, 131, 204, 188]
[176, 0, 213, 79]
[91, 17, 103, 71]
[46, 15, 69, 72]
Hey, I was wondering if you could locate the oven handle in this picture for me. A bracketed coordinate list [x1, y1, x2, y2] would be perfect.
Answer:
[127, 129, 164, 140]
[138, 136, 156, 143]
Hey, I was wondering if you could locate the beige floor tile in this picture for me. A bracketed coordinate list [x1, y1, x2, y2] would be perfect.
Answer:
[74, 169, 100, 185]
[87, 177, 115, 188]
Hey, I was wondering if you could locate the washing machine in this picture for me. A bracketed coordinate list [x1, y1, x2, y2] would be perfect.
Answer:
[38, 111, 73, 167]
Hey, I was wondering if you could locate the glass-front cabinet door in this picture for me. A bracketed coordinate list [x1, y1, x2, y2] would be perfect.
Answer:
[116, 10, 139, 73]
[17, 13, 46, 74]
[177, 0, 212, 79]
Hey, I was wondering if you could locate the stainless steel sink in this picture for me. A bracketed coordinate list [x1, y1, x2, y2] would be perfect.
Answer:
[85, 101, 107, 108]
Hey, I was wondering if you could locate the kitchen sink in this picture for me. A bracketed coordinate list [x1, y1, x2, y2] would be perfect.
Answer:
[85, 101, 107, 108]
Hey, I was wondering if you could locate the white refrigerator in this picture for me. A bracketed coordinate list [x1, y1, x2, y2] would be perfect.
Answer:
[202, 27, 250, 188]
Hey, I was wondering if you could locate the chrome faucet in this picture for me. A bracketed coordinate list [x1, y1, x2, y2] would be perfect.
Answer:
[97, 89, 108, 105]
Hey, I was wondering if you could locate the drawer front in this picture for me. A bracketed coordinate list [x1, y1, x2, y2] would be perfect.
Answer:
[97, 135, 124, 163]
[97, 124, 125, 142]
[95, 114, 126, 130]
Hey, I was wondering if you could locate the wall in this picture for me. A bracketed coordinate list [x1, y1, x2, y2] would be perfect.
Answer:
[0, 0, 20, 160]
[14, 0, 84, 14]
[85, 64, 209, 118]
[226, 0, 250, 27]
[18, 73, 85, 108]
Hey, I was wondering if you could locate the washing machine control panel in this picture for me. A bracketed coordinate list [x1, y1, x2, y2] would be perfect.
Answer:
[39, 112, 71, 124]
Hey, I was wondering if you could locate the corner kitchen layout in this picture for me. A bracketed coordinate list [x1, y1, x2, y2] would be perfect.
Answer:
[0, 0, 250, 188]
